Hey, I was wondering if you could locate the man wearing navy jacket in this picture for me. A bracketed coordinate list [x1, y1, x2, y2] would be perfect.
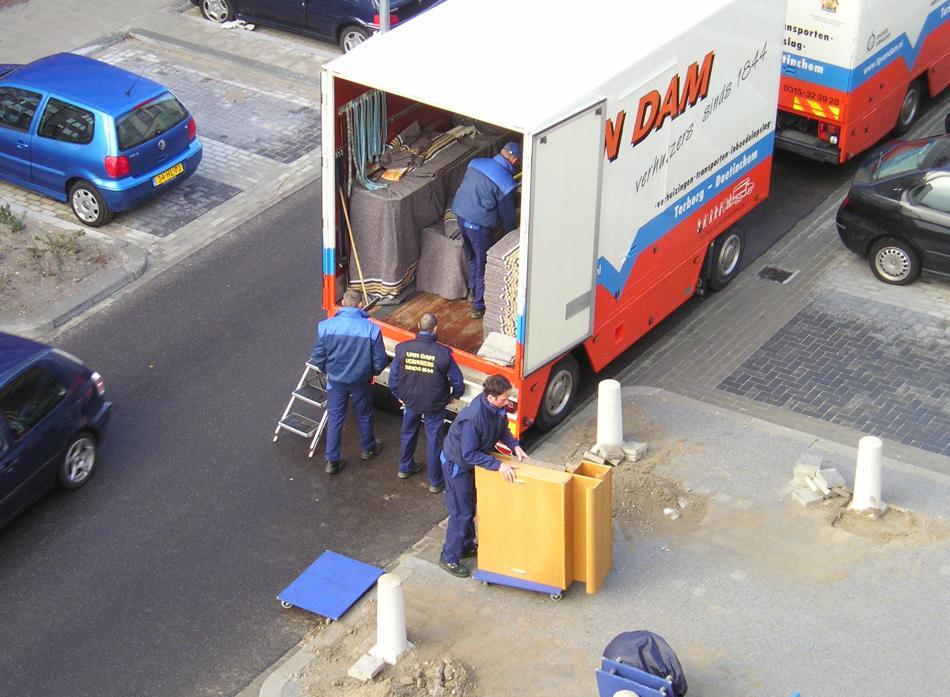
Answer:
[389, 313, 465, 493]
[310, 289, 388, 474]
[438, 374, 528, 578]
[451, 142, 521, 319]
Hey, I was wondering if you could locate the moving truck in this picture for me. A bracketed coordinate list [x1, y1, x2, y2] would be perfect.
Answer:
[777, 0, 950, 163]
[320, 0, 785, 435]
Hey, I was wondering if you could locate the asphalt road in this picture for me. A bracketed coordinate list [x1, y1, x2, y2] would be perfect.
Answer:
[0, 183, 444, 697]
[0, 149, 858, 697]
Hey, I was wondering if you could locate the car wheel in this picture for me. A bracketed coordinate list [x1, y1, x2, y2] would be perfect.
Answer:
[533, 354, 580, 432]
[200, 0, 235, 22]
[59, 432, 97, 490]
[869, 237, 920, 285]
[893, 79, 923, 135]
[707, 228, 744, 290]
[339, 25, 370, 52]
[69, 180, 113, 227]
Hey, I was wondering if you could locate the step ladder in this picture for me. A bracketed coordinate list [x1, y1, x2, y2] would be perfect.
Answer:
[274, 362, 328, 458]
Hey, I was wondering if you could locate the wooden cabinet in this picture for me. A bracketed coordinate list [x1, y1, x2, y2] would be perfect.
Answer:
[474, 463, 573, 590]
[475, 457, 612, 594]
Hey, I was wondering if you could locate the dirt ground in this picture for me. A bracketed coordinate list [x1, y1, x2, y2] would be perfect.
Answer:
[0, 207, 118, 325]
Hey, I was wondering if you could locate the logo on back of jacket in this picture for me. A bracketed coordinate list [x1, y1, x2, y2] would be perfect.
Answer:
[604, 51, 715, 163]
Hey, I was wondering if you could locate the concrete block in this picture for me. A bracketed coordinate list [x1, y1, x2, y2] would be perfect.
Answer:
[622, 440, 648, 462]
[816, 468, 846, 491]
[582, 450, 606, 465]
[813, 477, 832, 496]
[794, 488, 825, 507]
[804, 476, 822, 494]
[348, 653, 386, 682]
[594, 442, 626, 461]
[792, 464, 818, 486]
[832, 486, 852, 498]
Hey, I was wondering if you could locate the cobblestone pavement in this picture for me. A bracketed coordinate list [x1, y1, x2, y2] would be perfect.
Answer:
[617, 101, 950, 474]
[0, 33, 322, 263]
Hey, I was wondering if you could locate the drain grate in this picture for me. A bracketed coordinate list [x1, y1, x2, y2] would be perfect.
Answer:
[758, 266, 797, 284]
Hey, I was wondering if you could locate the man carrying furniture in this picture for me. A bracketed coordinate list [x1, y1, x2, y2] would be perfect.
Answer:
[438, 374, 528, 577]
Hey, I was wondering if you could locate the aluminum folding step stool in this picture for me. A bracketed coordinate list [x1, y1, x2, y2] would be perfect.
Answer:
[274, 362, 328, 458]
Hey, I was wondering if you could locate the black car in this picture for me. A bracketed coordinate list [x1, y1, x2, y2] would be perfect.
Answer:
[0, 333, 111, 528]
[193, 0, 440, 52]
[836, 133, 950, 285]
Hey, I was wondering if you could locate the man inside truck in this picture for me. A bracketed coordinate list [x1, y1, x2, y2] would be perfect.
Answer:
[450, 142, 522, 320]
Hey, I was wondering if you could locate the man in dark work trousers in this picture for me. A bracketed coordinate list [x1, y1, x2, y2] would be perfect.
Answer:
[438, 374, 527, 578]
[451, 142, 521, 319]
[389, 313, 465, 493]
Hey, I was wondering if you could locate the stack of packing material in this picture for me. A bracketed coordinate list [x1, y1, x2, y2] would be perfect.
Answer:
[483, 229, 520, 338]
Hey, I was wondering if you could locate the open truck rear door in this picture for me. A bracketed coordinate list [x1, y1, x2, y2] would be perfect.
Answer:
[522, 101, 605, 375]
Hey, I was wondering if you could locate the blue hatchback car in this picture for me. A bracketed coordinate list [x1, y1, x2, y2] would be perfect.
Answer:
[0, 53, 202, 227]
[0, 333, 112, 529]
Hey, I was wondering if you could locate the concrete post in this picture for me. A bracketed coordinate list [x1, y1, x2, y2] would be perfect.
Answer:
[371, 573, 409, 664]
[597, 379, 623, 447]
[849, 435, 887, 514]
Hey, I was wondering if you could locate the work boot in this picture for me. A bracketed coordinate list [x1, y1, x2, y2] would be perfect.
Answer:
[360, 440, 384, 460]
[428, 482, 445, 494]
[439, 555, 470, 578]
[470, 308, 485, 319]
[397, 461, 424, 479]
[325, 458, 346, 475]
[460, 544, 478, 559]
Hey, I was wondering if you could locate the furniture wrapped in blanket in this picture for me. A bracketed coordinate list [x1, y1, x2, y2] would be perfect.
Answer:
[346, 126, 508, 300]
[415, 213, 468, 300]
[483, 229, 520, 338]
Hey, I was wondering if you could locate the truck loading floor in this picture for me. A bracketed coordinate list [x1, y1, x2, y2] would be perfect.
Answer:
[371, 292, 484, 355]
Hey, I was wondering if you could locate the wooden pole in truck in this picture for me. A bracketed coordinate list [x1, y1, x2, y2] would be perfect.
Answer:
[338, 187, 369, 305]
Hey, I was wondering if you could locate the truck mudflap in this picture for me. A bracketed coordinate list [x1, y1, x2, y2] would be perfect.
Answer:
[775, 129, 841, 163]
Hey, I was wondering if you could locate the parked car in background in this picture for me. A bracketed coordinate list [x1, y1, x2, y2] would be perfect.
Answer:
[836, 133, 950, 285]
[0, 53, 202, 227]
[193, 0, 442, 52]
[0, 333, 111, 529]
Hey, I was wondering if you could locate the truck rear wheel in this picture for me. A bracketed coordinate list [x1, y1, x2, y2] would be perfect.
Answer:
[707, 229, 744, 290]
[533, 355, 579, 432]
[893, 79, 923, 135]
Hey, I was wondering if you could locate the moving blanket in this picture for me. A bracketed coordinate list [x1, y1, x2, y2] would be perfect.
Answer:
[347, 132, 506, 299]
[416, 214, 468, 300]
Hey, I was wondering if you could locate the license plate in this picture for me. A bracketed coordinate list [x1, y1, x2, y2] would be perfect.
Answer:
[152, 162, 184, 187]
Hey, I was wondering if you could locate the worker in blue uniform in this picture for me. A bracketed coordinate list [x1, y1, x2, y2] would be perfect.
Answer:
[389, 313, 465, 493]
[438, 374, 528, 578]
[310, 289, 388, 474]
[451, 142, 522, 319]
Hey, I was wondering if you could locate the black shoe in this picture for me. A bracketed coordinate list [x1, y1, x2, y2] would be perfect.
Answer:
[428, 482, 445, 494]
[470, 308, 485, 319]
[325, 458, 346, 475]
[439, 555, 470, 578]
[466, 288, 475, 301]
[460, 544, 478, 559]
[361, 441, 384, 460]
[397, 461, 424, 479]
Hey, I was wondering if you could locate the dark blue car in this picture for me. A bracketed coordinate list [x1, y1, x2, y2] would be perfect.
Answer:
[0, 53, 202, 227]
[0, 333, 112, 529]
[194, 0, 441, 52]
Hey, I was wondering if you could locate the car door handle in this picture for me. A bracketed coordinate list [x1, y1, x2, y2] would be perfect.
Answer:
[16, 142, 29, 149]
[1, 460, 17, 473]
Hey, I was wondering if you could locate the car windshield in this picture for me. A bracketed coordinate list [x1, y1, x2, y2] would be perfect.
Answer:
[871, 136, 950, 181]
[115, 92, 188, 151]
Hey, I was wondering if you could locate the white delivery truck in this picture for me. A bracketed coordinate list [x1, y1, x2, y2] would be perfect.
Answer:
[320, 0, 785, 435]
[777, 0, 950, 162]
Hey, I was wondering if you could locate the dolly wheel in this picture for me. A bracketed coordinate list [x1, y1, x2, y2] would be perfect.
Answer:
[549, 592, 563, 601]
[280, 600, 293, 609]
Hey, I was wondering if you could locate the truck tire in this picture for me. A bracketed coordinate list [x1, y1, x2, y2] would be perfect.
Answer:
[533, 355, 580, 432]
[707, 228, 744, 290]
[893, 79, 923, 135]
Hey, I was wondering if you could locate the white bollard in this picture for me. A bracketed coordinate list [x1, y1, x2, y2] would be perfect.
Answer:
[370, 573, 412, 665]
[849, 435, 887, 514]
[597, 379, 624, 447]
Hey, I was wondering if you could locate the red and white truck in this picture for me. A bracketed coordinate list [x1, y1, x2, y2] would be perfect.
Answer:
[320, 0, 785, 435]
[777, 0, 950, 163]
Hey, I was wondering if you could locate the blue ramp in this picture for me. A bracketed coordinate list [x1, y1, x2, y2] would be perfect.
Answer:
[278, 550, 384, 620]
